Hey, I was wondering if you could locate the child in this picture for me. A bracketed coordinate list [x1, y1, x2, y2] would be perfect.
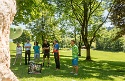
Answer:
[70, 40, 79, 75]
[33, 42, 40, 62]
[13, 43, 22, 65]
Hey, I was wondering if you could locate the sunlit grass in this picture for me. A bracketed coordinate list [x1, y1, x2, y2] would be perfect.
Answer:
[10, 42, 125, 81]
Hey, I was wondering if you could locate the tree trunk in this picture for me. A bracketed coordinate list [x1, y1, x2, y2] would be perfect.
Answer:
[78, 35, 82, 56]
[78, 42, 81, 56]
[22, 42, 25, 51]
[0, 0, 18, 81]
[86, 47, 91, 60]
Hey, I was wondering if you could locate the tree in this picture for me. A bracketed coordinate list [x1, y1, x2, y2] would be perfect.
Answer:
[13, 30, 31, 51]
[110, 0, 125, 39]
[54, 0, 114, 60]
[70, 0, 115, 60]
[96, 27, 124, 51]
[13, 0, 44, 25]
[25, 0, 62, 44]
[14, 0, 63, 45]
[69, 19, 82, 56]
[26, 16, 62, 44]
[55, 9, 82, 54]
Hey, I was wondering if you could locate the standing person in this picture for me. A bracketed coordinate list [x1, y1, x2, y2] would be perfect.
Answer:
[33, 41, 40, 62]
[53, 40, 60, 70]
[70, 40, 79, 75]
[24, 40, 32, 65]
[13, 43, 22, 65]
[42, 40, 50, 67]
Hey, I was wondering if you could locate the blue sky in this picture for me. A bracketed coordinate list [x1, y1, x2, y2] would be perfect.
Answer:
[103, 10, 113, 27]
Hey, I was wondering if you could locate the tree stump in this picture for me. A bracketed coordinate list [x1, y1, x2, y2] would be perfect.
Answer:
[0, 0, 18, 81]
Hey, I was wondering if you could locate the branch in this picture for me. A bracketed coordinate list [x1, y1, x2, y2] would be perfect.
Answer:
[89, 0, 95, 15]
[89, 0, 92, 15]
[90, 0, 116, 45]
[89, 0, 102, 16]
[70, 0, 83, 26]
[90, 0, 96, 9]
[73, 2, 84, 19]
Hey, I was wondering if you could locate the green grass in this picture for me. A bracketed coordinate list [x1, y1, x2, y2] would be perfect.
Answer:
[10, 42, 125, 81]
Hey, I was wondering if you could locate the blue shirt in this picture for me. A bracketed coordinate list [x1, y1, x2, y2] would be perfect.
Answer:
[33, 45, 40, 54]
[54, 43, 59, 50]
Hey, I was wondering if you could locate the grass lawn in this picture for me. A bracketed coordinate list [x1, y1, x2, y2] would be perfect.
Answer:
[10, 42, 125, 81]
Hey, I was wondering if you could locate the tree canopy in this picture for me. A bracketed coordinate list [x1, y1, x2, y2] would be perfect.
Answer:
[14, 0, 54, 24]
[110, 0, 125, 39]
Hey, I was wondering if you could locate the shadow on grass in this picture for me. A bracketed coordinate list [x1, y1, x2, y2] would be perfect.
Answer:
[94, 49, 123, 53]
[10, 54, 125, 81]
[81, 60, 125, 80]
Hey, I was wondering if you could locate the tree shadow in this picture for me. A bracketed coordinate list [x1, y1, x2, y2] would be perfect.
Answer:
[10, 55, 125, 81]
[80, 60, 125, 80]
[94, 49, 123, 53]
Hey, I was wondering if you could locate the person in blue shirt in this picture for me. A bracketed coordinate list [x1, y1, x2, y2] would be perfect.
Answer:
[53, 40, 60, 70]
[33, 41, 40, 62]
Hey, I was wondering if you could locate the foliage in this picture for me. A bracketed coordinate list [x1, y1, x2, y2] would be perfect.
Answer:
[59, 18, 81, 48]
[10, 26, 23, 39]
[25, 1, 63, 44]
[26, 17, 62, 44]
[96, 28, 124, 51]
[96, 38, 124, 51]
[14, 0, 45, 24]
[110, 0, 125, 39]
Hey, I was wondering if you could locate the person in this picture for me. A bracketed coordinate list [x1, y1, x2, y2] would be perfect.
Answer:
[42, 40, 50, 67]
[33, 41, 40, 62]
[53, 40, 60, 70]
[70, 40, 79, 75]
[24, 40, 32, 65]
[13, 43, 22, 65]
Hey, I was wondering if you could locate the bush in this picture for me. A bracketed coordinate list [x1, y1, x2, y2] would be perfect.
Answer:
[96, 38, 123, 51]
[95, 28, 124, 52]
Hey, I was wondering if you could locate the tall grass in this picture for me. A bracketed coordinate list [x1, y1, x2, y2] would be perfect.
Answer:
[10, 42, 125, 81]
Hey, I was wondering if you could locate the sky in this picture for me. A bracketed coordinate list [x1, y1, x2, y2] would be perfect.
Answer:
[11, 23, 26, 29]
[103, 10, 114, 27]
